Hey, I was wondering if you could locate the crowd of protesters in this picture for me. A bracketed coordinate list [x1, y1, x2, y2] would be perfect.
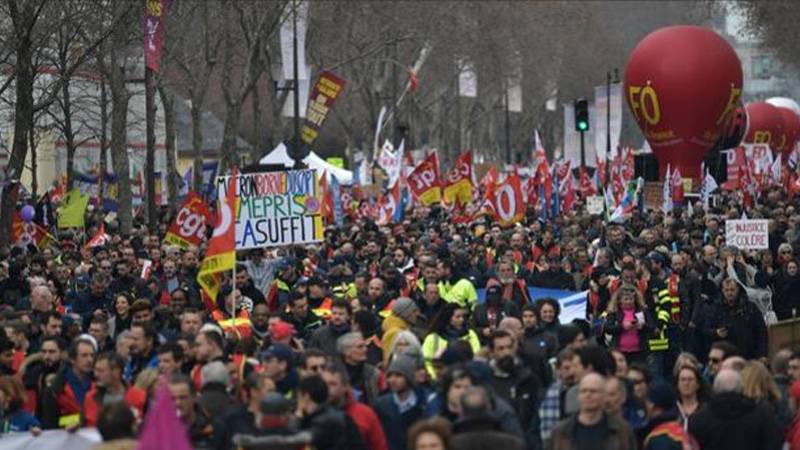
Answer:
[1, 180, 800, 450]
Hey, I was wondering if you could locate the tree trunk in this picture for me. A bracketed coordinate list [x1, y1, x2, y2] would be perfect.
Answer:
[219, 101, 242, 172]
[145, 68, 157, 231]
[158, 85, 178, 206]
[99, 77, 109, 187]
[190, 100, 204, 193]
[110, 52, 132, 234]
[28, 117, 37, 198]
[250, 82, 263, 164]
[63, 75, 76, 190]
[0, 4, 35, 246]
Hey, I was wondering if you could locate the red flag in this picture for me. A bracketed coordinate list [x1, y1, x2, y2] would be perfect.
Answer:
[490, 173, 524, 227]
[596, 156, 607, 188]
[377, 182, 401, 225]
[85, 223, 110, 249]
[165, 191, 213, 249]
[579, 167, 597, 197]
[197, 167, 238, 304]
[671, 167, 684, 203]
[560, 172, 576, 212]
[481, 166, 498, 191]
[407, 152, 441, 206]
[622, 147, 635, 181]
[525, 175, 539, 206]
[408, 69, 419, 94]
[443, 151, 474, 207]
[143, 0, 171, 72]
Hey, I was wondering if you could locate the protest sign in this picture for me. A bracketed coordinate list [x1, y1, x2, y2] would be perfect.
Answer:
[218, 169, 324, 249]
[586, 195, 605, 215]
[301, 70, 346, 145]
[443, 151, 474, 207]
[165, 191, 212, 249]
[725, 219, 769, 250]
[407, 153, 442, 206]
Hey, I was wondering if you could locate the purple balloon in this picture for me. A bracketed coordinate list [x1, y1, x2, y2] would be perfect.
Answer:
[20, 205, 35, 223]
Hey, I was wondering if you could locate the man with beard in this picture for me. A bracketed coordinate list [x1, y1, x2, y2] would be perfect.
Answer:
[23, 336, 65, 417]
[250, 303, 272, 343]
[322, 363, 388, 450]
[364, 277, 393, 316]
[107, 259, 141, 300]
[123, 322, 158, 383]
[529, 255, 575, 290]
[472, 284, 521, 343]
[307, 276, 334, 320]
[667, 253, 702, 353]
[487, 330, 541, 448]
[40, 337, 96, 429]
[487, 260, 530, 309]
[309, 299, 352, 355]
[83, 353, 129, 426]
[701, 278, 767, 360]
[235, 266, 266, 305]
[180, 248, 200, 280]
[69, 272, 111, 323]
[280, 291, 322, 342]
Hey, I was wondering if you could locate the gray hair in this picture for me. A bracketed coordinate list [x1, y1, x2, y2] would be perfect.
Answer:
[336, 332, 363, 355]
[390, 330, 421, 356]
[201, 361, 230, 387]
[713, 369, 743, 394]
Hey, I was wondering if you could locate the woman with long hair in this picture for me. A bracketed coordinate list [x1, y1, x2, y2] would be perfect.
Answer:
[741, 361, 791, 428]
[0, 376, 40, 434]
[421, 304, 480, 380]
[109, 294, 133, 339]
[603, 286, 653, 364]
[674, 365, 708, 428]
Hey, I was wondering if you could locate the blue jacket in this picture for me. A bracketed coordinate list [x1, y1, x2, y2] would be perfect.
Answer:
[374, 389, 428, 450]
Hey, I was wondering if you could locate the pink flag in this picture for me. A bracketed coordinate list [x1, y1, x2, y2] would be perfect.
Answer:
[144, 0, 171, 72]
[137, 383, 192, 450]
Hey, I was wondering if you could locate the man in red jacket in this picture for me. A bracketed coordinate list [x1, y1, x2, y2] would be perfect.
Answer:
[322, 363, 388, 450]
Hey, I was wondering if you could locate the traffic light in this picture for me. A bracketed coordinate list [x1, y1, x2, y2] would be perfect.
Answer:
[574, 99, 589, 132]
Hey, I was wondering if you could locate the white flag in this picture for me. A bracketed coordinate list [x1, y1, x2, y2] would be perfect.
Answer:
[458, 60, 477, 98]
[378, 140, 402, 186]
[661, 164, 673, 213]
[701, 168, 718, 211]
[770, 156, 782, 185]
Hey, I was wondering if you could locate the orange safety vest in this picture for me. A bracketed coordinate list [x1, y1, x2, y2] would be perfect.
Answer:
[312, 297, 333, 320]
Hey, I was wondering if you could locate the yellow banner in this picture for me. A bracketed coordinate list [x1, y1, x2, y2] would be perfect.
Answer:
[57, 188, 89, 228]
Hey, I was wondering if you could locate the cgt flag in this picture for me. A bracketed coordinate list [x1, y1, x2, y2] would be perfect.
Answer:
[407, 152, 442, 206]
[443, 151, 474, 207]
[197, 168, 238, 304]
[165, 192, 213, 249]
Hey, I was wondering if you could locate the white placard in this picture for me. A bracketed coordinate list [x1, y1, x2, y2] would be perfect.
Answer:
[725, 219, 769, 250]
[586, 195, 605, 215]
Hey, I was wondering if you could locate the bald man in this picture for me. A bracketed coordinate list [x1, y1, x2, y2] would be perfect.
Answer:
[547, 372, 637, 450]
[688, 369, 782, 450]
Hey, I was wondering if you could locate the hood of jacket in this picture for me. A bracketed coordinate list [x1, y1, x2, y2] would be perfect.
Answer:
[708, 392, 756, 420]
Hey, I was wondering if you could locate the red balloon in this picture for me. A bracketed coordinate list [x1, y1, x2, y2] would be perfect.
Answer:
[776, 107, 800, 159]
[744, 102, 783, 151]
[624, 26, 743, 179]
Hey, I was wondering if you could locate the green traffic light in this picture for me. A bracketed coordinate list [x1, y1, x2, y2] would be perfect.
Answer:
[578, 121, 588, 131]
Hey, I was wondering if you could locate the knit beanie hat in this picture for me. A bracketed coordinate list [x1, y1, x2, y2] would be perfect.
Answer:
[387, 355, 417, 387]
[391, 297, 420, 323]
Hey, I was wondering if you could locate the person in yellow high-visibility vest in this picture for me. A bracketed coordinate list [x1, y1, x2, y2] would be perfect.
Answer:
[422, 303, 480, 380]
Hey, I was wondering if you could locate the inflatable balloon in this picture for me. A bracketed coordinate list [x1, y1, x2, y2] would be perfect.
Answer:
[20, 205, 35, 223]
[767, 97, 800, 117]
[714, 103, 748, 151]
[743, 102, 783, 150]
[776, 107, 800, 159]
[624, 26, 743, 179]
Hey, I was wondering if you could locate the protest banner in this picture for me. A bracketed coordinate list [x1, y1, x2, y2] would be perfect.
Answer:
[301, 70, 346, 145]
[491, 173, 524, 227]
[165, 191, 212, 249]
[218, 169, 324, 249]
[725, 219, 769, 250]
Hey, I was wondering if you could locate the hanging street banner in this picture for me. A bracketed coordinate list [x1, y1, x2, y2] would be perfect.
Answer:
[217, 169, 324, 249]
[593, 83, 623, 161]
[726, 219, 769, 250]
[165, 191, 213, 249]
[300, 70, 347, 145]
[143, 0, 171, 72]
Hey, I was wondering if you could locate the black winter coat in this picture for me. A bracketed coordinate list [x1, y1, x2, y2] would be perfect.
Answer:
[687, 392, 783, 450]
[699, 296, 768, 359]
